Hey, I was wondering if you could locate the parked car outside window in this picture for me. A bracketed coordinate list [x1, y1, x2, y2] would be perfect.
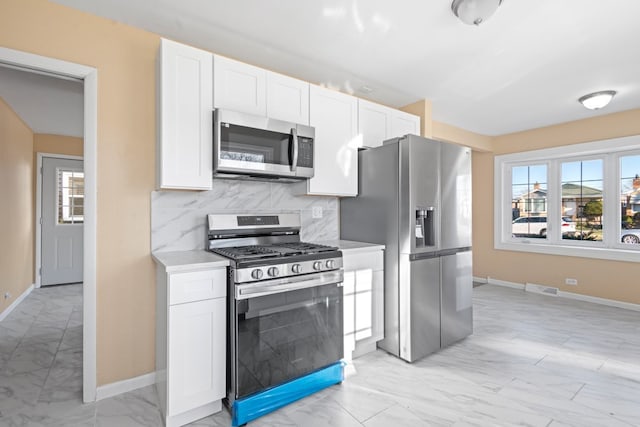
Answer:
[621, 229, 640, 244]
[512, 216, 576, 238]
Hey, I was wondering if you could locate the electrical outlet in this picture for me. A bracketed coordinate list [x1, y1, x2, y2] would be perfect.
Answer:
[4, 292, 11, 300]
[312, 206, 323, 219]
[565, 278, 578, 286]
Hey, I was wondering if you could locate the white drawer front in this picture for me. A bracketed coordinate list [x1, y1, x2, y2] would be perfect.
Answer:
[342, 250, 383, 272]
[169, 269, 226, 305]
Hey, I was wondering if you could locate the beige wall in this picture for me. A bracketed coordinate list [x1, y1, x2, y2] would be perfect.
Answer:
[1, 0, 158, 385]
[34, 133, 83, 157]
[400, 99, 493, 152]
[433, 120, 493, 152]
[0, 97, 34, 315]
[474, 109, 640, 305]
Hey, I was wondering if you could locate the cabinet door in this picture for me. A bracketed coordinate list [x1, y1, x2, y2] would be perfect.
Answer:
[343, 250, 384, 356]
[213, 55, 266, 116]
[358, 99, 390, 148]
[354, 268, 373, 341]
[169, 269, 226, 305]
[342, 270, 356, 361]
[307, 85, 358, 196]
[168, 298, 226, 416]
[158, 38, 213, 190]
[266, 72, 309, 124]
[371, 269, 384, 342]
[391, 109, 420, 138]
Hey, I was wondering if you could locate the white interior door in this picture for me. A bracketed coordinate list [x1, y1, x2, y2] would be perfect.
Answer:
[41, 157, 84, 286]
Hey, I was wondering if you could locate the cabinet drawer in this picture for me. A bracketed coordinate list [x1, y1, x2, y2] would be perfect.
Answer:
[169, 269, 226, 305]
[342, 250, 383, 272]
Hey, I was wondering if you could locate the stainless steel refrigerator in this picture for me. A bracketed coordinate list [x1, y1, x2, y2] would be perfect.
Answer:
[340, 134, 473, 362]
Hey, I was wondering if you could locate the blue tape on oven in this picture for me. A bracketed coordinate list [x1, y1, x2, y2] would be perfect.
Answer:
[232, 361, 345, 426]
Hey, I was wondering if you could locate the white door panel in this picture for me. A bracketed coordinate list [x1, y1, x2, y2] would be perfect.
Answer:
[42, 157, 83, 286]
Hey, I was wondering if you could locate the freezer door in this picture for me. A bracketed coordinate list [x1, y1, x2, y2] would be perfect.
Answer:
[398, 254, 441, 362]
[440, 142, 472, 250]
[399, 135, 440, 255]
[440, 251, 473, 347]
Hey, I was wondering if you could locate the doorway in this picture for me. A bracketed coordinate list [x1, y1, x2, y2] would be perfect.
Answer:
[0, 46, 98, 402]
[39, 155, 84, 286]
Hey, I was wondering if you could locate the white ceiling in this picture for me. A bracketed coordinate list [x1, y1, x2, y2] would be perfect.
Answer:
[9, 0, 640, 137]
[0, 66, 83, 137]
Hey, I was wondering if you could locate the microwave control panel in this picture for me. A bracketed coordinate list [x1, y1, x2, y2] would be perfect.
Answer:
[297, 137, 314, 168]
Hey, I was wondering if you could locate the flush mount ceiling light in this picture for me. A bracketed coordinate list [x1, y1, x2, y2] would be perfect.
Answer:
[451, 0, 503, 26]
[578, 90, 617, 110]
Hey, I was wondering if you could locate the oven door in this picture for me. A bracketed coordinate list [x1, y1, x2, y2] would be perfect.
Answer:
[214, 109, 314, 179]
[231, 272, 343, 400]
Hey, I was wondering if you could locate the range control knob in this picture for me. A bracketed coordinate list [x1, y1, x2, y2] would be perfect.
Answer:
[267, 267, 279, 277]
[251, 269, 264, 280]
[313, 261, 323, 271]
[291, 264, 302, 274]
[325, 259, 336, 269]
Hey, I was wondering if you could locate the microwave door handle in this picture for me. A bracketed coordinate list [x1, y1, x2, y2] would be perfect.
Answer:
[290, 128, 298, 172]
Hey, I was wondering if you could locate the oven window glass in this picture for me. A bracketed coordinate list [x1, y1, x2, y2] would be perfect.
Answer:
[221, 124, 291, 165]
[235, 283, 343, 399]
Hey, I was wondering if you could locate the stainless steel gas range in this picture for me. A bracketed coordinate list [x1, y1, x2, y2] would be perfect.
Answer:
[206, 213, 344, 426]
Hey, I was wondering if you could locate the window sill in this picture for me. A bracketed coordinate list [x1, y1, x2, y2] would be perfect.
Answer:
[495, 240, 640, 263]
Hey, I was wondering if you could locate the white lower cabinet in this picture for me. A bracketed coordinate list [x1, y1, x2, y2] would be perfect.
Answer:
[156, 267, 226, 427]
[342, 249, 384, 360]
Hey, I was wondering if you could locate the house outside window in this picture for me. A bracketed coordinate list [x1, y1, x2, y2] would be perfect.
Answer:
[495, 135, 640, 262]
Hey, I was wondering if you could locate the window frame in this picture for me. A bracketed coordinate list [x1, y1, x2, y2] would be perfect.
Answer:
[494, 135, 640, 262]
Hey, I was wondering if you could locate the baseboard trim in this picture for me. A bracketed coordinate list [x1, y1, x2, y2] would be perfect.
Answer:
[558, 290, 640, 312]
[486, 277, 525, 290]
[472, 276, 488, 284]
[484, 277, 640, 312]
[0, 284, 34, 322]
[96, 371, 156, 401]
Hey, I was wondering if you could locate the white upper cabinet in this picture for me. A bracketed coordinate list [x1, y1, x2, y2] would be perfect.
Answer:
[358, 99, 391, 148]
[158, 38, 213, 190]
[391, 109, 420, 139]
[213, 55, 267, 116]
[304, 85, 359, 197]
[213, 55, 309, 124]
[266, 72, 309, 124]
[358, 99, 420, 148]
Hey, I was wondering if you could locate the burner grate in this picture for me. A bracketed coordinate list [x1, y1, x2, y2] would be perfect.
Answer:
[210, 245, 281, 260]
[210, 242, 339, 261]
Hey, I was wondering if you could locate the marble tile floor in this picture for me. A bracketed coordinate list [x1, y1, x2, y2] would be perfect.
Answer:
[2, 284, 640, 426]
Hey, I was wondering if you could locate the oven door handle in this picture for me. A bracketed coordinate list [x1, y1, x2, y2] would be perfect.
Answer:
[290, 127, 298, 172]
[236, 270, 343, 300]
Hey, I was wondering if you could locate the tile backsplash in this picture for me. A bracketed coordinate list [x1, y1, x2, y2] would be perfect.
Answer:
[151, 180, 339, 253]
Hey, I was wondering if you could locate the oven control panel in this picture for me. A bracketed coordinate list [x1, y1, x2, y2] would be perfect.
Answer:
[235, 256, 343, 284]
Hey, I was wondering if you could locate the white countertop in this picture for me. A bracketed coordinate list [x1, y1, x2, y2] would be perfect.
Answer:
[152, 250, 230, 273]
[319, 239, 385, 253]
[152, 241, 383, 273]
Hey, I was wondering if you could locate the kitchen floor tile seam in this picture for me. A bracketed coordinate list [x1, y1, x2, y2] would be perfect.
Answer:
[331, 390, 390, 425]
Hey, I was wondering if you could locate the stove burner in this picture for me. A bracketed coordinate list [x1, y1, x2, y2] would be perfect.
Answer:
[210, 242, 339, 261]
[276, 242, 338, 254]
[210, 245, 281, 260]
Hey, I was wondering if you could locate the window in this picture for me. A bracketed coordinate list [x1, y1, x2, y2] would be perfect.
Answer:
[57, 169, 84, 224]
[495, 135, 640, 262]
[511, 164, 547, 237]
[561, 159, 603, 241]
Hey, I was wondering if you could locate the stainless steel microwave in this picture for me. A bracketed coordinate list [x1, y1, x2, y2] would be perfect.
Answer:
[213, 109, 314, 182]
